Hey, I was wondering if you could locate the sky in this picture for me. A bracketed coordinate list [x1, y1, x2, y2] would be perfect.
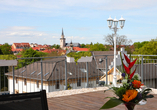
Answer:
[0, 0, 157, 45]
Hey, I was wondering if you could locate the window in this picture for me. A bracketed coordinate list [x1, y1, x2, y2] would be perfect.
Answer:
[37, 81, 39, 88]
[16, 77, 18, 84]
[77, 79, 81, 87]
[55, 81, 60, 89]
[24, 79, 27, 85]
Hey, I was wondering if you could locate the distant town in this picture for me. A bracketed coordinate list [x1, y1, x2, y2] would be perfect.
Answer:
[0, 28, 156, 59]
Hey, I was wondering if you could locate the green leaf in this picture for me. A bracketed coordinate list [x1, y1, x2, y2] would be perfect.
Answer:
[120, 52, 125, 73]
[100, 98, 123, 109]
[145, 94, 154, 98]
[142, 88, 152, 95]
[104, 97, 117, 99]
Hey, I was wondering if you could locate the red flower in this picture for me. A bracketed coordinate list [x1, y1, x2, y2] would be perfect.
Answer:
[129, 68, 136, 79]
[124, 54, 130, 64]
[132, 80, 141, 89]
[129, 58, 137, 69]
[123, 54, 137, 78]
[123, 63, 130, 74]
[124, 54, 137, 69]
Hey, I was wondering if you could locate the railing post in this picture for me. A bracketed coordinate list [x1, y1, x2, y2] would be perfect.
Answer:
[65, 58, 67, 90]
[0, 67, 2, 92]
[105, 56, 108, 86]
[86, 62, 89, 88]
[41, 59, 43, 90]
[12, 66, 15, 94]
[141, 56, 144, 83]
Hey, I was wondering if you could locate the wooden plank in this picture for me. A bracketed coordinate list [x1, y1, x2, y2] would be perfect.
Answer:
[47, 90, 157, 110]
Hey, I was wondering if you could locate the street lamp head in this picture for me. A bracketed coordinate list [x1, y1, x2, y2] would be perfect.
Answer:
[113, 17, 118, 28]
[119, 16, 125, 29]
[107, 16, 113, 28]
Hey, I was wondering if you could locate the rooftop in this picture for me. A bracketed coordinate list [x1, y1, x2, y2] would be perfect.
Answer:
[47, 88, 157, 110]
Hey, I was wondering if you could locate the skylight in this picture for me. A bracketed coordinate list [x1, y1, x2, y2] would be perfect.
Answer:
[44, 72, 49, 76]
[30, 71, 36, 75]
[21, 70, 26, 73]
[37, 72, 41, 76]
[80, 69, 87, 73]
[68, 72, 72, 75]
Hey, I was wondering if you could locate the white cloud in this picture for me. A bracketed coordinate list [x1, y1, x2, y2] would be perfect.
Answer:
[0, 26, 47, 37]
[52, 36, 59, 38]
[0, 26, 57, 45]
[8, 26, 35, 30]
[1, 0, 157, 13]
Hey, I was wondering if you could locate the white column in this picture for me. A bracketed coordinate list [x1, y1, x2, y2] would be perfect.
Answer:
[113, 30, 117, 87]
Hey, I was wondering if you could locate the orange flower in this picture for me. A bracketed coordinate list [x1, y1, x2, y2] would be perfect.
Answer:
[132, 80, 141, 89]
[122, 90, 138, 102]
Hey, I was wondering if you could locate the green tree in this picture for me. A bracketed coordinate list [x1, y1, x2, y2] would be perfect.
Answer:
[51, 44, 60, 49]
[81, 44, 86, 48]
[85, 44, 90, 48]
[0, 43, 12, 55]
[133, 41, 149, 49]
[133, 40, 157, 56]
[17, 48, 47, 69]
[90, 42, 93, 45]
[89, 43, 108, 51]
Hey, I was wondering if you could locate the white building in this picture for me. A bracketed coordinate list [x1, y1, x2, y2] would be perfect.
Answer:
[6, 57, 103, 94]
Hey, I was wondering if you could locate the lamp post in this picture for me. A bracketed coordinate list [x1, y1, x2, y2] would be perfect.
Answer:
[107, 16, 125, 87]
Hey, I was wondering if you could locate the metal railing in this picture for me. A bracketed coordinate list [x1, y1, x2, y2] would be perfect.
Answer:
[0, 54, 157, 94]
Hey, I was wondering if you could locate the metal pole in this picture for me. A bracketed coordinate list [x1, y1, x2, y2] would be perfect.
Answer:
[65, 58, 67, 90]
[141, 56, 144, 83]
[41, 59, 43, 90]
[12, 66, 15, 94]
[113, 28, 117, 87]
[0, 67, 2, 92]
[86, 62, 89, 88]
[105, 56, 108, 86]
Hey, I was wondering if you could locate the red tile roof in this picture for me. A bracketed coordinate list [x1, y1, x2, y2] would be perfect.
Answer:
[11, 46, 23, 52]
[13, 43, 30, 48]
[42, 49, 57, 53]
[73, 47, 89, 51]
[32, 47, 41, 51]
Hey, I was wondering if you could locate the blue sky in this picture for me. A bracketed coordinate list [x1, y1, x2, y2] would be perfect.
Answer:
[0, 0, 157, 45]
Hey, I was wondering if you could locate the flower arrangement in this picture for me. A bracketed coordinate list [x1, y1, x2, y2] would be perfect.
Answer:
[100, 53, 154, 110]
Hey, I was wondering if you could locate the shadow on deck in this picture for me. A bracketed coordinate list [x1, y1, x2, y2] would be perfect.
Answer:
[47, 90, 157, 110]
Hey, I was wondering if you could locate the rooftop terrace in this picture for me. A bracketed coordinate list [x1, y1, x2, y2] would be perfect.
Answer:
[47, 87, 157, 110]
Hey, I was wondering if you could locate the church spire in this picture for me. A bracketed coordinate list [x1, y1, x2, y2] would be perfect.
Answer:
[60, 28, 66, 49]
[70, 40, 72, 44]
[62, 28, 64, 36]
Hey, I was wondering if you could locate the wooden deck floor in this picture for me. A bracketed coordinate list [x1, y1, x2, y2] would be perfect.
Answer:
[47, 90, 157, 110]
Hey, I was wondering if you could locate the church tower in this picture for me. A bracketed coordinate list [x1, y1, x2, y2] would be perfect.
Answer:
[60, 28, 66, 49]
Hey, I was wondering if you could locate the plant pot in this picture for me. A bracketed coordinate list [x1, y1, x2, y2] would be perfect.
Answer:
[124, 102, 136, 110]
[66, 56, 92, 63]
